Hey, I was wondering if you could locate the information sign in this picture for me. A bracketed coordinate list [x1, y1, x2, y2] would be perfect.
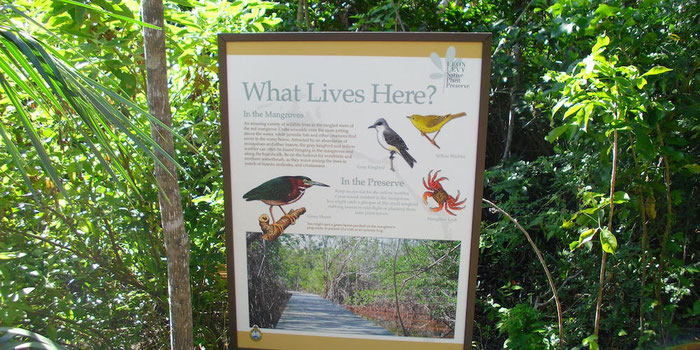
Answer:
[219, 33, 491, 350]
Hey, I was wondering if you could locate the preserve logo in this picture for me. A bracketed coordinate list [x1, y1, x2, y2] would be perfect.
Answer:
[429, 46, 469, 89]
[249, 325, 262, 341]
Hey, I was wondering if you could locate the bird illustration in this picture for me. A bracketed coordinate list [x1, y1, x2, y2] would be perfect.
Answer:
[243, 176, 329, 222]
[407, 112, 467, 149]
[368, 118, 416, 171]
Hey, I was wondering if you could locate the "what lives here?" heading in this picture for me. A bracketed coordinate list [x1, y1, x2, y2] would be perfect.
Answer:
[241, 81, 438, 105]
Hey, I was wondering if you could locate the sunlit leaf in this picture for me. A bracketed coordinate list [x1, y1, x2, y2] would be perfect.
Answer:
[613, 191, 630, 204]
[0, 252, 27, 260]
[591, 35, 610, 55]
[0, 123, 39, 200]
[564, 102, 585, 119]
[642, 66, 672, 77]
[600, 228, 617, 254]
[0, 327, 67, 350]
[579, 227, 597, 244]
[546, 124, 571, 142]
[594, 4, 619, 17]
[0, 74, 69, 200]
[551, 98, 567, 116]
[561, 220, 574, 229]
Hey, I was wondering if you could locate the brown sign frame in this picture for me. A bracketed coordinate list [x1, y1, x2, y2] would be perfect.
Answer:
[218, 32, 491, 350]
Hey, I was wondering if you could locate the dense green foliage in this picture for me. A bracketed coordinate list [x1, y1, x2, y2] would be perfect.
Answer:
[1, 0, 697, 349]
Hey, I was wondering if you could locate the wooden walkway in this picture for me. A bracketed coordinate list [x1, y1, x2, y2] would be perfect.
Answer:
[276, 292, 393, 336]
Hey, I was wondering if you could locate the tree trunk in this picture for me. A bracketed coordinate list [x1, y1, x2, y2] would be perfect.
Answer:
[141, 1, 194, 349]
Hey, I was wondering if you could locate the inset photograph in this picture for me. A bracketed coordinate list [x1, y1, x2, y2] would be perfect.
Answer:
[246, 233, 460, 338]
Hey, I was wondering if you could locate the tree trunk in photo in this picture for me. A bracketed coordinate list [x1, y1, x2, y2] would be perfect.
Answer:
[392, 241, 407, 336]
[141, 0, 194, 349]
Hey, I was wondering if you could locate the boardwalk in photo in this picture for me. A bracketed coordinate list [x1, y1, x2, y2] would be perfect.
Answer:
[275, 292, 393, 336]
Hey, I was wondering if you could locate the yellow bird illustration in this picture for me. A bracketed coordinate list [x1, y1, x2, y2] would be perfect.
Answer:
[407, 112, 466, 149]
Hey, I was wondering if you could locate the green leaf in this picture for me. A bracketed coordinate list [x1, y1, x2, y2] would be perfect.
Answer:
[579, 228, 597, 244]
[594, 4, 619, 18]
[547, 2, 563, 16]
[192, 194, 214, 204]
[53, 0, 161, 29]
[0, 74, 69, 201]
[0, 52, 63, 114]
[0, 327, 67, 350]
[600, 228, 618, 254]
[592, 35, 610, 55]
[0, 122, 39, 201]
[561, 220, 574, 229]
[73, 69, 200, 159]
[564, 102, 585, 119]
[0, 252, 27, 260]
[546, 124, 571, 142]
[635, 77, 647, 89]
[682, 164, 700, 174]
[571, 228, 597, 251]
[583, 334, 599, 350]
[551, 96, 569, 116]
[642, 66, 672, 77]
[613, 191, 630, 204]
[634, 129, 655, 158]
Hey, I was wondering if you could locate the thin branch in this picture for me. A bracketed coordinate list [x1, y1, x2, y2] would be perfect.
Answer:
[26, 310, 107, 347]
[390, 0, 406, 31]
[595, 119, 619, 338]
[398, 243, 461, 292]
[482, 198, 564, 348]
[6, 225, 167, 310]
[492, 0, 535, 56]
[103, 218, 126, 267]
[512, 0, 535, 27]
[535, 270, 582, 309]
[8, 227, 84, 258]
[629, 132, 650, 336]
[656, 123, 674, 340]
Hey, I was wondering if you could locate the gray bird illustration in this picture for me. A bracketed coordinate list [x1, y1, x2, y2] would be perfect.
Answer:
[368, 118, 417, 171]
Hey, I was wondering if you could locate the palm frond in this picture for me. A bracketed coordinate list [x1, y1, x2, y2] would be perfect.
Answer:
[0, 5, 195, 202]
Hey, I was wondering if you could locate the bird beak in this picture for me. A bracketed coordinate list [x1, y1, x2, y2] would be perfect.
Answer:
[310, 181, 329, 187]
[368, 124, 375, 129]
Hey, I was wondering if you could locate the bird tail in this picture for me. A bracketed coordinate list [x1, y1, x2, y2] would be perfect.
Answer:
[449, 112, 466, 119]
[399, 149, 417, 168]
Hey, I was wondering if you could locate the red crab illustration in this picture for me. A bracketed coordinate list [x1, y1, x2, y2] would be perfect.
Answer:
[422, 170, 466, 216]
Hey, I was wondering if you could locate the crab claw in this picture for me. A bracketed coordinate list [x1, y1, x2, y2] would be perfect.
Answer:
[423, 192, 433, 205]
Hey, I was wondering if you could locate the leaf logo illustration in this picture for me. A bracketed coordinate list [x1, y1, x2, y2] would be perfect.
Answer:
[428, 46, 465, 89]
